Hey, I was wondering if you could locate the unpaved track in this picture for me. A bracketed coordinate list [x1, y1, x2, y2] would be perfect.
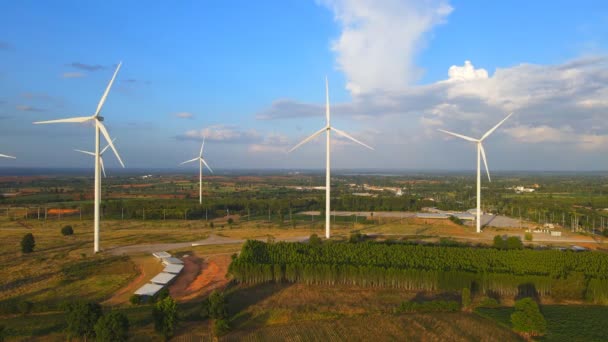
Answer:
[105, 234, 308, 256]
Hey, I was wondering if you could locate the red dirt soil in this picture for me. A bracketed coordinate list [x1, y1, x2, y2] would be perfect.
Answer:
[170, 254, 232, 301]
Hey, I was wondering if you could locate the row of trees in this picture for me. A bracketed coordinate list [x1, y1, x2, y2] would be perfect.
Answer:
[229, 240, 608, 301]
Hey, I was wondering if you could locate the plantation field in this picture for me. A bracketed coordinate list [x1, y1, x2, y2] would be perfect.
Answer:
[476, 305, 608, 341]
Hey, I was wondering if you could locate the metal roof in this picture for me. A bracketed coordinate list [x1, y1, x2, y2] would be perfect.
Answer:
[150, 272, 178, 285]
[153, 251, 171, 259]
[163, 264, 184, 274]
[162, 257, 184, 265]
[134, 283, 164, 296]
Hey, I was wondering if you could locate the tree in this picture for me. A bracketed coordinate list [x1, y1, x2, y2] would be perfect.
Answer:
[510, 298, 547, 337]
[129, 295, 141, 305]
[308, 234, 322, 246]
[61, 225, 74, 236]
[153, 296, 177, 340]
[493, 235, 506, 249]
[94, 311, 129, 342]
[208, 291, 227, 319]
[21, 233, 35, 253]
[65, 301, 102, 340]
[506, 236, 523, 250]
[213, 318, 230, 336]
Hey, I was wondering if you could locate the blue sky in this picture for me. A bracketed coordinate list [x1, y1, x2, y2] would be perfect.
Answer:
[1, 0, 608, 171]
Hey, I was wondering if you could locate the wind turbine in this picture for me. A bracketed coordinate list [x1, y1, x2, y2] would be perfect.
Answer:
[289, 77, 373, 239]
[33, 62, 125, 253]
[75, 139, 116, 178]
[438, 113, 512, 233]
[180, 137, 213, 204]
[0, 154, 15, 159]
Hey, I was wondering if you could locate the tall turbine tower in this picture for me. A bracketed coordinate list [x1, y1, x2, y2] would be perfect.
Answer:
[180, 137, 213, 204]
[289, 78, 373, 239]
[438, 113, 512, 233]
[34, 63, 125, 253]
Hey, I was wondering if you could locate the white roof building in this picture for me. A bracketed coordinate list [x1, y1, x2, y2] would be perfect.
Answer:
[162, 257, 183, 265]
[163, 264, 184, 274]
[153, 251, 171, 259]
[150, 272, 178, 285]
[134, 283, 164, 297]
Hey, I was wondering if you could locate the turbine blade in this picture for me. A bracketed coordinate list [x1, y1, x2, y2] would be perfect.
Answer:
[97, 121, 125, 168]
[288, 127, 327, 153]
[201, 158, 214, 173]
[200, 137, 205, 157]
[325, 76, 330, 126]
[332, 127, 374, 150]
[94, 62, 122, 117]
[180, 157, 199, 165]
[100, 157, 107, 178]
[437, 129, 478, 142]
[481, 112, 513, 141]
[479, 143, 491, 182]
[101, 138, 116, 155]
[0, 154, 16, 159]
[33, 116, 93, 124]
[74, 149, 95, 156]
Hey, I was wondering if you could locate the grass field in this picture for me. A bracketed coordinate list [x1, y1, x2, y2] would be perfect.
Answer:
[476, 305, 608, 341]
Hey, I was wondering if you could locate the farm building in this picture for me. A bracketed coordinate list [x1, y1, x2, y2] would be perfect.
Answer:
[163, 264, 184, 274]
[162, 257, 184, 265]
[134, 283, 164, 297]
[150, 272, 178, 285]
[153, 251, 171, 259]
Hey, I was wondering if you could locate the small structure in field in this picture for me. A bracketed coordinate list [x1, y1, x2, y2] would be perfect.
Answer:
[153, 251, 171, 259]
[150, 272, 178, 285]
[163, 264, 184, 274]
[162, 257, 184, 265]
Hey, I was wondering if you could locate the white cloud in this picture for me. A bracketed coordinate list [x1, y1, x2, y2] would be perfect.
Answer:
[248, 133, 290, 153]
[62, 72, 85, 78]
[16, 105, 44, 112]
[173, 112, 194, 119]
[446, 60, 489, 81]
[177, 125, 262, 143]
[320, 0, 452, 94]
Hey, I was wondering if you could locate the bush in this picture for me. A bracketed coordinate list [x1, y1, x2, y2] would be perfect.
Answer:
[61, 225, 74, 236]
[210, 222, 214, 228]
[94, 311, 129, 342]
[510, 298, 547, 337]
[461, 288, 471, 309]
[17, 301, 33, 316]
[21, 233, 35, 253]
[524, 232, 533, 241]
[129, 295, 141, 305]
[493, 235, 506, 249]
[349, 232, 367, 243]
[227, 218, 234, 225]
[65, 301, 102, 340]
[309, 234, 322, 246]
[213, 318, 231, 336]
[153, 296, 177, 340]
[506, 236, 523, 250]
[449, 215, 464, 225]
[478, 297, 500, 308]
[202, 291, 228, 320]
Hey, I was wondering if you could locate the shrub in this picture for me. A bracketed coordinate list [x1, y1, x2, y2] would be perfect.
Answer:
[309, 234, 322, 246]
[506, 236, 523, 250]
[65, 301, 102, 340]
[129, 295, 141, 305]
[510, 298, 547, 337]
[94, 311, 129, 342]
[61, 225, 74, 236]
[213, 318, 231, 336]
[349, 232, 366, 243]
[202, 291, 228, 320]
[524, 232, 533, 241]
[461, 288, 471, 310]
[210, 222, 214, 228]
[153, 296, 177, 340]
[493, 235, 506, 249]
[449, 215, 464, 225]
[227, 218, 234, 225]
[21, 233, 35, 253]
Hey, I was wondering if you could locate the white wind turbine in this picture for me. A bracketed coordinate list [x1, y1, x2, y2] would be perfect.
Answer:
[34, 62, 125, 253]
[180, 137, 213, 204]
[0, 153, 15, 159]
[289, 77, 373, 239]
[438, 113, 512, 233]
[74, 138, 116, 178]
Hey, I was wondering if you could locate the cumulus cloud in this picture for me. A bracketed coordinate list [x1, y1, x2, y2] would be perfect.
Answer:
[446, 60, 489, 81]
[177, 125, 262, 143]
[173, 112, 194, 119]
[248, 133, 290, 153]
[319, 0, 452, 94]
[66, 62, 105, 71]
[16, 105, 44, 112]
[62, 72, 85, 78]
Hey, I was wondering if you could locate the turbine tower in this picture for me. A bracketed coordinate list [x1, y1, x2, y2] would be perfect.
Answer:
[34, 63, 125, 253]
[180, 137, 213, 204]
[75, 138, 116, 178]
[289, 77, 373, 239]
[0, 154, 15, 159]
[438, 113, 512, 233]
